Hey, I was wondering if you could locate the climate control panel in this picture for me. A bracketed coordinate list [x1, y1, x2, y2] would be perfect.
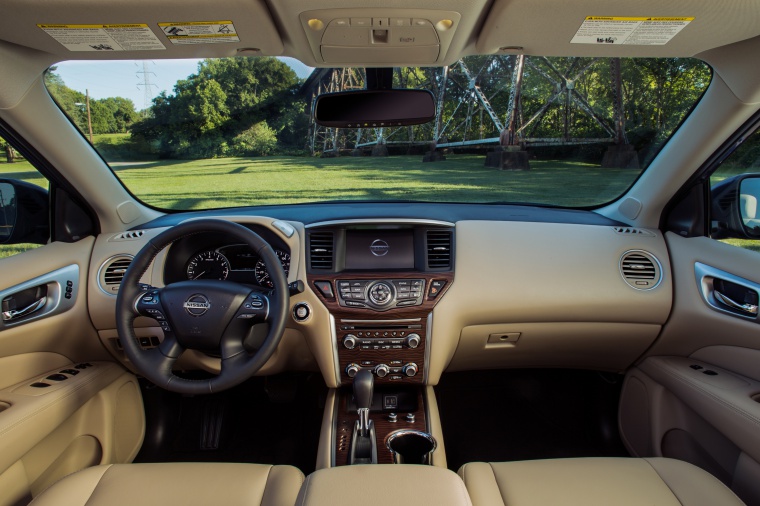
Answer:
[336, 322, 425, 385]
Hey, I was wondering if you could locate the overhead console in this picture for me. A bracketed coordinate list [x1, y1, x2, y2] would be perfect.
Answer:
[299, 9, 462, 65]
[306, 222, 454, 386]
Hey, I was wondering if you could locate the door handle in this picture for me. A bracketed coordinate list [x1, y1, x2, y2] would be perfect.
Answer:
[2, 297, 45, 322]
[714, 290, 758, 316]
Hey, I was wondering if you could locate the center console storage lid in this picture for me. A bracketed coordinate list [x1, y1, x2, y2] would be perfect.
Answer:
[297, 464, 472, 506]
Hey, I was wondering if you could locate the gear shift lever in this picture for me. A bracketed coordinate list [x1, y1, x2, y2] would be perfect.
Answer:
[354, 369, 374, 437]
[348, 368, 377, 464]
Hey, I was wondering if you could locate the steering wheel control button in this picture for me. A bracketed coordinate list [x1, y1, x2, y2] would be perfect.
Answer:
[314, 281, 334, 299]
[293, 302, 311, 322]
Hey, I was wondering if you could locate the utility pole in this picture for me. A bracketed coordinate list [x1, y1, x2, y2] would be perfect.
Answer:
[85, 89, 93, 143]
[136, 61, 158, 116]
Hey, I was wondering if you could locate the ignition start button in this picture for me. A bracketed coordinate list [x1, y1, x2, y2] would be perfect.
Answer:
[293, 302, 311, 322]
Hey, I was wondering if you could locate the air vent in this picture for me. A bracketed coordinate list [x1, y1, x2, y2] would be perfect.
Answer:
[309, 232, 334, 270]
[613, 227, 654, 237]
[620, 251, 662, 290]
[112, 230, 145, 241]
[98, 255, 133, 295]
[427, 230, 452, 269]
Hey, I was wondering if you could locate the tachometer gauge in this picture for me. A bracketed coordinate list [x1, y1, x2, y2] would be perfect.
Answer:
[186, 250, 230, 280]
[254, 250, 291, 288]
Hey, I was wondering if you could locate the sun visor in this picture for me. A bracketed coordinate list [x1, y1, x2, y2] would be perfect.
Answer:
[0, 0, 283, 59]
[299, 9, 461, 66]
[477, 0, 760, 57]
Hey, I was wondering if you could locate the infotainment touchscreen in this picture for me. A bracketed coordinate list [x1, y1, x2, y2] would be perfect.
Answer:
[345, 230, 414, 270]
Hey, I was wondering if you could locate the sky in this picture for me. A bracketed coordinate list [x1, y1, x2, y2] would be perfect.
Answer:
[54, 57, 314, 110]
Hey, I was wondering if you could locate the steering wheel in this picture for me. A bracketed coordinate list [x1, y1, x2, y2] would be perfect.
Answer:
[115, 219, 289, 394]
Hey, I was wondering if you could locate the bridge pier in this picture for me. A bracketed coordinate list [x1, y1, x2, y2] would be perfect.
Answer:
[485, 146, 530, 170]
[601, 144, 639, 169]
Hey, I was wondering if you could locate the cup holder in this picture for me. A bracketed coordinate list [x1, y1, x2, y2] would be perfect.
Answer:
[386, 429, 436, 465]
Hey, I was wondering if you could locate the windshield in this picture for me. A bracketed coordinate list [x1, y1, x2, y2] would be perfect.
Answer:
[46, 56, 710, 210]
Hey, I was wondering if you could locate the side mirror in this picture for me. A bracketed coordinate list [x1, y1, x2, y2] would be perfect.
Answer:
[0, 179, 49, 245]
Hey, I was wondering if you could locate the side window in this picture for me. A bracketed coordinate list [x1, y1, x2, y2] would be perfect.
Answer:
[0, 134, 49, 258]
[710, 127, 760, 253]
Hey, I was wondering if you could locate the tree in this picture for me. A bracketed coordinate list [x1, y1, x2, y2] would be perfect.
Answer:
[44, 69, 140, 136]
[131, 57, 307, 158]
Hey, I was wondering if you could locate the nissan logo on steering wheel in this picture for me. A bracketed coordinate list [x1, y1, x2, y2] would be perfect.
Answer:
[184, 294, 211, 316]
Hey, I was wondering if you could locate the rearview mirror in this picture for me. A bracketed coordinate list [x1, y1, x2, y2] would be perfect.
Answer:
[314, 89, 435, 128]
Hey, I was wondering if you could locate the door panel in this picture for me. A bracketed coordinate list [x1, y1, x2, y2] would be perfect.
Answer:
[620, 232, 760, 505]
[0, 239, 144, 506]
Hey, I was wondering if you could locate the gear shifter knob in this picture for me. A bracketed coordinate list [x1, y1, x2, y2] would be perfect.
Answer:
[354, 368, 374, 410]
[354, 369, 374, 437]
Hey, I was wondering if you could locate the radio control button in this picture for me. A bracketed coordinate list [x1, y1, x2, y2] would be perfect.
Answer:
[406, 333, 421, 349]
[343, 335, 357, 349]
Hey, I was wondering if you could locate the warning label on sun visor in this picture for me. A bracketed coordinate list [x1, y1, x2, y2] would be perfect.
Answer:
[571, 17, 694, 45]
[158, 21, 239, 44]
[38, 24, 165, 51]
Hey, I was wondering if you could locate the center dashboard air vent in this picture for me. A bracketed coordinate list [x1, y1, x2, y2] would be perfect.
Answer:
[98, 255, 133, 295]
[309, 231, 334, 270]
[620, 251, 662, 290]
[427, 230, 452, 269]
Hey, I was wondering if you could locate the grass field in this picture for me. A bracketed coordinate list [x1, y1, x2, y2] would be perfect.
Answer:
[106, 155, 639, 209]
[2, 151, 760, 256]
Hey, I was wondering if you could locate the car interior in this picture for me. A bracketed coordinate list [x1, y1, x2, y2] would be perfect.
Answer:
[2, 0, 760, 505]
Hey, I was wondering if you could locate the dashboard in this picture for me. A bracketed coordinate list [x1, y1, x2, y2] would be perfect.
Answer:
[87, 208, 675, 389]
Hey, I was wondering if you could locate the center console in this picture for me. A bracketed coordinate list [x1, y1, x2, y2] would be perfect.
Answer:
[306, 223, 454, 386]
[306, 221, 454, 466]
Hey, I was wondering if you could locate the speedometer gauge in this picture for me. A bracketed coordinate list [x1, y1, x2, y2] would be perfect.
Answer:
[186, 250, 230, 280]
[254, 250, 291, 288]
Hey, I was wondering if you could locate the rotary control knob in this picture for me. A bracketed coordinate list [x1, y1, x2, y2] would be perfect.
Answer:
[374, 363, 390, 378]
[405, 333, 421, 349]
[343, 334, 357, 349]
[368, 282, 393, 305]
[346, 363, 360, 378]
[402, 363, 418, 377]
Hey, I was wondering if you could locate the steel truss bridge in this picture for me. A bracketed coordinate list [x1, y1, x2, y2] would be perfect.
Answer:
[301, 55, 629, 157]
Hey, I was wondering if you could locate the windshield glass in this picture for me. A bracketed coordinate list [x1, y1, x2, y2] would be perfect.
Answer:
[46, 56, 710, 210]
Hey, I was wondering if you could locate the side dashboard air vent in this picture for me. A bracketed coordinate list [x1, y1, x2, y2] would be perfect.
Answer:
[309, 232, 334, 270]
[613, 227, 655, 237]
[98, 256, 133, 294]
[620, 251, 662, 290]
[427, 230, 453, 269]
[111, 230, 145, 241]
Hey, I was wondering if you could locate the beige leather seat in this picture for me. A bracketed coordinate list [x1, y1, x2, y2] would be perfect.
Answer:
[30, 462, 304, 506]
[459, 457, 745, 506]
